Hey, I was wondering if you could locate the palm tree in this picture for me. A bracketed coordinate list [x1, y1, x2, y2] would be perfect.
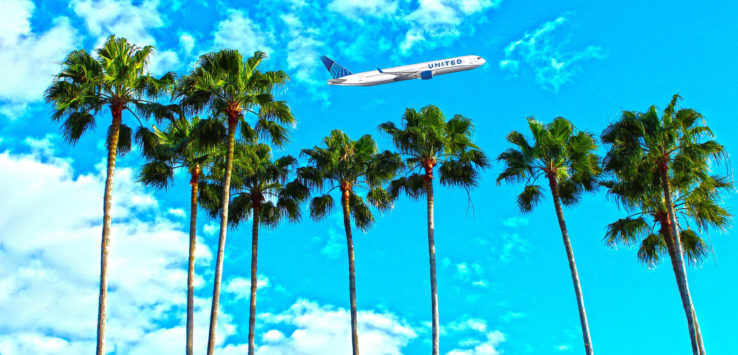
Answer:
[44, 35, 174, 355]
[497, 117, 600, 355]
[299, 130, 402, 355]
[136, 114, 214, 355]
[378, 105, 488, 355]
[601, 95, 727, 355]
[199, 143, 307, 355]
[177, 49, 294, 355]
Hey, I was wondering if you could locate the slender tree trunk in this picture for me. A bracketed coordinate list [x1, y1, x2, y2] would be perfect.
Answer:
[186, 166, 200, 355]
[424, 165, 440, 355]
[659, 163, 704, 355]
[206, 118, 238, 355]
[96, 106, 122, 355]
[248, 202, 261, 355]
[548, 176, 593, 355]
[341, 187, 360, 355]
[663, 229, 707, 355]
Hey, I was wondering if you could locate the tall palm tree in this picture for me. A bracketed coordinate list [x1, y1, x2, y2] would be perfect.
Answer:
[199, 143, 307, 355]
[299, 130, 402, 355]
[378, 105, 488, 355]
[497, 117, 600, 355]
[178, 49, 294, 355]
[601, 95, 727, 355]
[136, 114, 214, 355]
[44, 35, 174, 355]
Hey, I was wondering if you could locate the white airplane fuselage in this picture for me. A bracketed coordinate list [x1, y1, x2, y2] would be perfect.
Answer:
[327, 55, 486, 86]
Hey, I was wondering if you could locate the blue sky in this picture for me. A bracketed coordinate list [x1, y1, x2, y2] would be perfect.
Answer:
[1, 0, 738, 354]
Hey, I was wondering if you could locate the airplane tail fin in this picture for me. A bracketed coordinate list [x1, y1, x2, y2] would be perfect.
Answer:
[321, 56, 352, 79]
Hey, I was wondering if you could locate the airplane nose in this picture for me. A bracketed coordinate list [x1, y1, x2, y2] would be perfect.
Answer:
[480, 57, 486, 65]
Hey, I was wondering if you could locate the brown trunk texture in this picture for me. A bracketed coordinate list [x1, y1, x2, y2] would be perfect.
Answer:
[248, 202, 261, 355]
[186, 166, 199, 355]
[96, 106, 122, 355]
[341, 187, 360, 355]
[206, 118, 238, 355]
[659, 163, 704, 355]
[425, 164, 440, 355]
[548, 176, 593, 355]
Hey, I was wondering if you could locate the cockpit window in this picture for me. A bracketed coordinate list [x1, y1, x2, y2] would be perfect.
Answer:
[477, 56, 481, 60]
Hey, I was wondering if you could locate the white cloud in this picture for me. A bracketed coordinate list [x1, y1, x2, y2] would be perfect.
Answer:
[280, 13, 328, 101]
[213, 10, 273, 55]
[319, 214, 346, 259]
[180, 32, 195, 54]
[150, 49, 180, 75]
[454, 262, 487, 287]
[399, 0, 502, 54]
[445, 317, 505, 355]
[328, 0, 399, 20]
[258, 299, 416, 354]
[204, 222, 218, 236]
[499, 16, 604, 92]
[168, 207, 187, 218]
[0, 0, 78, 118]
[224, 275, 270, 301]
[499, 233, 530, 263]
[499, 311, 526, 323]
[502, 216, 528, 228]
[262, 329, 286, 343]
[0, 145, 236, 354]
[556, 344, 571, 351]
[70, 0, 164, 46]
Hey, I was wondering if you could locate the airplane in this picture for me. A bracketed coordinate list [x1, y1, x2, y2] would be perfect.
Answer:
[320, 55, 486, 86]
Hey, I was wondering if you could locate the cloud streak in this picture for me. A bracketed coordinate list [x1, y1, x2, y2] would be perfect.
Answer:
[499, 16, 604, 92]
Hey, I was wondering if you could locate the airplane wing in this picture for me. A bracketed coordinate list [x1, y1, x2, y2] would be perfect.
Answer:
[377, 68, 424, 78]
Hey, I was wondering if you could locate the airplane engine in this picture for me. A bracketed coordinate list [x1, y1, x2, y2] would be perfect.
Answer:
[420, 70, 433, 80]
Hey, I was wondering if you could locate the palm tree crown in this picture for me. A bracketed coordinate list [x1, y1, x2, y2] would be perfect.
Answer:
[45, 35, 174, 149]
[299, 130, 402, 228]
[137, 115, 212, 188]
[497, 117, 601, 210]
[178, 50, 293, 146]
[200, 143, 308, 227]
[603, 170, 731, 267]
[379, 105, 488, 198]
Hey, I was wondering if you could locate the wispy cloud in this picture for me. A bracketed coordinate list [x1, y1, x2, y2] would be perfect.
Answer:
[258, 299, 417, 354]
[499, 233, 530, 263]
[0, 0, 78, 118]
[502, 216, 529, 228]
[70, 0, 163, 46]
[499, 16, 604, 92]
[212, 9, 274, 56]
[445, 317, 506, 355]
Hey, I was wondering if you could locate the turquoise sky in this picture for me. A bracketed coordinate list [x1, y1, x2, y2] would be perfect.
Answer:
[1, 0, 737, 354]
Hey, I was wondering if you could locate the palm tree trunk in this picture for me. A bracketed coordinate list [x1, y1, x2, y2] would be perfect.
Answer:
[659, 163, 704, 355]
[248, 203, 261, 355]
[341, 188, 360, 355]
[425, 176, 440, 355]
[548, 176, 593, 355]
[186, 166, 199, 355]
[96, 106, 122, 355]
[206, 118, 238, 355]
[663, 230, 707, 355]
